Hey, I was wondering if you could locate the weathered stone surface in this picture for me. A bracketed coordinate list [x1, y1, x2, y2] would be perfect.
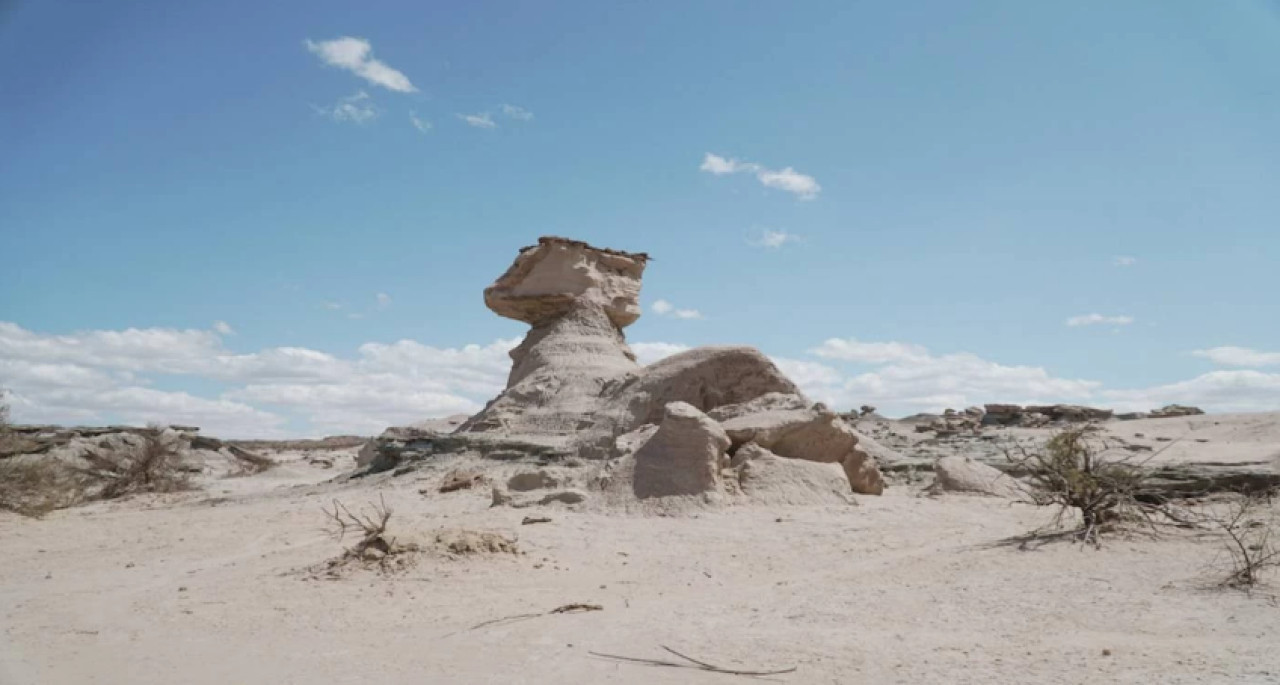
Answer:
[632, 402, 729, 498]
[927, 455, 1024, 498]
[507, 470, 561, 492]
[716, 401, 885, 495]
[365, 236, 887, 499]
[733, 443, 853, 506]
[484, 235, 648, 328]
[1150, 404, 1205, 419]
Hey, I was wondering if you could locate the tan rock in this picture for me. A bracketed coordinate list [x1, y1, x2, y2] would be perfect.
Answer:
[928, 455, 1023, 498]
[632, 402, 729, 498]
[484, 236, 648, 328]
[715, 401, 885, 495]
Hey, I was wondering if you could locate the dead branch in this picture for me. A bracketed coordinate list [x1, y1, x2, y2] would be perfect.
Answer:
[322, 494, 393, 554]
[469, 602, 602, 631]
[589, 645, 797, 677]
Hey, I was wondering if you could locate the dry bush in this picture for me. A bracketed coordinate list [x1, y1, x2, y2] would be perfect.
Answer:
[323, 494, 398, 557]
[75, 432, 191, 500]
[0, 458, 81, 517]
[1007, 427, 1166, 545]
[1202, 489, 1280, 591]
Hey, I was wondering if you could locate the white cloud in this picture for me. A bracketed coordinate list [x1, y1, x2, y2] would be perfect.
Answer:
[1113, 256, 1137, 267]
[1066, 313, 1134, 327]
[650, 299, 702, 320]
[313, 91, 378, 124]
[699, 153, 747, 175]
[1193, 346, 1280, 368]
[699, 152, 821, 200]
[213, 321, 234, 335]
[376, 293, 392, 310]
[458, 112, 496, 129]
[796, 339, 1102, 414]
[749, 229, 801, 249]
[1102, 370, 1280, 414]
[0, 321, 519, 438]
[322, 301, 342, 310]
[409, 111, 432, 133]
[3, 319, 1277, 435]
[305, 37, 416, 93]
[810, 338, 931, 365]
[500, 104, 533, 121]
[756, 167, 821, 200]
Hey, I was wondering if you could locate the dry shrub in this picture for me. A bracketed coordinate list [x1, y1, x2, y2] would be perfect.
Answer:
[1202, 489, 1279, 591]
[0, 458, 81, 517]
[76, 432, 191, 500]
[1007, 427, 1165, 545]
[318, 495, 422, 577]
[1, 427, 192, 518]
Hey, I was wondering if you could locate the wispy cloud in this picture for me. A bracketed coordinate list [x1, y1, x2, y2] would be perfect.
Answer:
[212, 321, 234, 336]
[699, 152, 821, 200]
[748, 229, 801, 249]
[312, 91, 378, 124]
[409, 111, 432, 133]
[1066, 313, 1135, 327]
[1193, 346, 1280, 368]
[500, 104, 533, 121]
[651, 299, 702, 320]
[376, 293, 392, 310]
[305, 37, 416, 93]
[458, 112, 496, 129]
[321, 301, 343, 311]
[1113, 256, 1137, 267]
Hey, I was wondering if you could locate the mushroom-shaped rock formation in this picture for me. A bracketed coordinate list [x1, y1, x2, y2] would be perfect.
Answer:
[371, 236, 886, 497]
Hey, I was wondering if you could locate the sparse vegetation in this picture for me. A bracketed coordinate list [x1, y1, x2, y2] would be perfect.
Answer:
[1202, 489, 1279, 591]
[323, 494, 396, 557]
[75, 432, 191, 500]
[0, 430, 191, 518]
[0, 458, 78, 518]
[1007, 427, 1163, 545]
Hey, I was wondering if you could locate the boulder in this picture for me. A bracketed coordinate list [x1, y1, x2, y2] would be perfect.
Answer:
[716, 401, 884, 494]
[927, 456, 1023, 498]
[632, 402, 730, 498]
[733, 443, 854, 505]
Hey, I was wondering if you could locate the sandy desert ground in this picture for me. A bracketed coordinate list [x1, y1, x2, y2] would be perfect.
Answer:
[3, 414, 1280, 685]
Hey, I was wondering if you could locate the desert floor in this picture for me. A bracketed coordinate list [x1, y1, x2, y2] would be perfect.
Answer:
[3, 417, 1280, 685]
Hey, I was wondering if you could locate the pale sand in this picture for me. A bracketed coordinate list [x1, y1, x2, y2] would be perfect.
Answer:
[3, 419, 1279, 684]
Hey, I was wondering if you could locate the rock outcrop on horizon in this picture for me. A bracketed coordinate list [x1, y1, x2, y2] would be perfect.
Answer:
[364, 236, 886, 498]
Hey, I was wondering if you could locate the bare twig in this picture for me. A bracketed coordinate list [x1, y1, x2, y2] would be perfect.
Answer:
[588, 645, 797, 677]
[469, 602, 603, 631]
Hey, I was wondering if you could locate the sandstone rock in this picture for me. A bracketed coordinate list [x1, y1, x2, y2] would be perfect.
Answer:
[507, 470, 561, 492]
[366, 236, 886, 500]
[632, 402, 729, 498]
[1150, 404, 1205, 419]
[927, 455, 1023, 498]
[733, 443, 854, 506]
[484, 235, 648, 328]
[716, 402, 884, 494]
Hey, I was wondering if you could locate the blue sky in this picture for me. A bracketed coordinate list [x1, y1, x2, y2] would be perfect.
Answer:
[2, 0, 1279, 436]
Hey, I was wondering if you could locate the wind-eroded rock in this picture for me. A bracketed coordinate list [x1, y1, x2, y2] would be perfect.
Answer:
[367, 235, 886, 502]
